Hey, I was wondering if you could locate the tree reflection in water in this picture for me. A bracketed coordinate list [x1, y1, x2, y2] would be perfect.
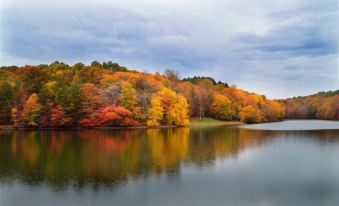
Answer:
[0, 127, 338, 190]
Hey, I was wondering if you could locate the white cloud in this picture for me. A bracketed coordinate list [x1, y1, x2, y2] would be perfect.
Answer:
[0, 0, 337, 98]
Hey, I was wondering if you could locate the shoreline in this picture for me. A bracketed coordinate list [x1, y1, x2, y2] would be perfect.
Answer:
[0, 118, 244, 130]
[1, 119, 338, 131]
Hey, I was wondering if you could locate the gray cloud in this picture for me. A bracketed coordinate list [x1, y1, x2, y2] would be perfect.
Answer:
[0, 0, 338, 98]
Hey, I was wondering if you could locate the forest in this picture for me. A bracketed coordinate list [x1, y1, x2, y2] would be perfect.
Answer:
[0, 61, 337, 127]
[284, 90, 339, 120]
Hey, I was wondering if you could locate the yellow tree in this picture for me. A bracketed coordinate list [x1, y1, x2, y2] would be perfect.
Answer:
[147, 88, 189, 126]
[210, 94, 236, 120]
[239, 105, 263, 123]
[158, 88, 177, 124]
[147, 96, 164, 126]
[118, 81, 141, 119]
[169, 95, 190, 126]
[22, 93, 41, 126]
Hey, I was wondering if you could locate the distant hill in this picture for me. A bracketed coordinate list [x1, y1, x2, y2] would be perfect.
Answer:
[284, 90, 339, 120]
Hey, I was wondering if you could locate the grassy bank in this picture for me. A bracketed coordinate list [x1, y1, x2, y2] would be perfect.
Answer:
[189, 117, 243, 127]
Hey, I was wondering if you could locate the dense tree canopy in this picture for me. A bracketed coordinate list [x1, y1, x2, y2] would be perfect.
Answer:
[0, 61, 336, 127]
[284, 90, 339, 120]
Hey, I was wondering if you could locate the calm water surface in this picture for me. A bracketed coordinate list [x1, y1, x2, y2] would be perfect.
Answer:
[241, 120, 339, 130]
[0, 120, 338, 206]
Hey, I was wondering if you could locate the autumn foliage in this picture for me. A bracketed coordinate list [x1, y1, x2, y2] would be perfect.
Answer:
[22, 93, 41, 126]
[0, 61, 336, 127]
[284, 91, 339, 120]
[80, 105, 137, 127]
[147, 88, 190, 126]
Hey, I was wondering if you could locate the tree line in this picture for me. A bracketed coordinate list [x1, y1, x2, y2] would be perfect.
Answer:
[283, 90, 339, 120]
[0, 61, 336, 127]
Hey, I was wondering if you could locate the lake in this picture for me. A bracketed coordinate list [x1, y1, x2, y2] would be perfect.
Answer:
[0, 120, 338, 206]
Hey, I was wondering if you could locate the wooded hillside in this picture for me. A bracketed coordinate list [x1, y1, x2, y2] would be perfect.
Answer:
[284, 90, 339, 120]
[0, 61, 336, 127]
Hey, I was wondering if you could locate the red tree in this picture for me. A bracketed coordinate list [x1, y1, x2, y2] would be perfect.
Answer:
[80, 105, 137, 127]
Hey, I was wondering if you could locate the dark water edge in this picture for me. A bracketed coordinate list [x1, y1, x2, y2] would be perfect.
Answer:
[0, 122, 242, 130]
[0, 121, 338, 206]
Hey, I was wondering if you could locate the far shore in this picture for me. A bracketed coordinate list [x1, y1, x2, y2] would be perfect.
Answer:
[0, 118, 243, 130]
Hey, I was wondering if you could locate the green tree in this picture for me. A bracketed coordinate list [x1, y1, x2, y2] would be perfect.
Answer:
[91, 60, 102, 67]
[54, 76, 84, 125]
[66, 78, 84, 124]
[0, 80, 14, 124]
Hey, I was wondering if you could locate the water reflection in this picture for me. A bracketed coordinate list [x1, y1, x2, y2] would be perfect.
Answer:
[0, 127, 338, 190]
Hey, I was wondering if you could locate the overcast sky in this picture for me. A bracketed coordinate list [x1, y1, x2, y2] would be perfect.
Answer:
[0, 0, 338, 98]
